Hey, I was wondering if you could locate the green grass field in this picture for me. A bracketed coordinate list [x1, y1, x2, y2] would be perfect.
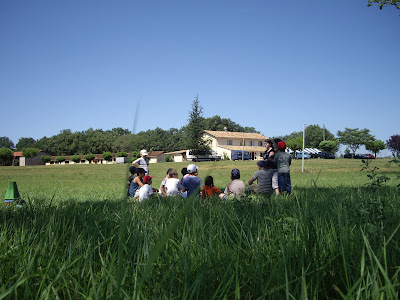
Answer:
[0, 159, 399, 298]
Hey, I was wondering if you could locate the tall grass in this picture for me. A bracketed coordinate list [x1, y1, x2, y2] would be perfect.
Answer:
[1, 187, 399, 298]
[0, 159, 399, 298]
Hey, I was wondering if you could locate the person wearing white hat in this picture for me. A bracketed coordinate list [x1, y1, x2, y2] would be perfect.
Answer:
[180, 164, 203, 197]
[132, 149, 150, 175]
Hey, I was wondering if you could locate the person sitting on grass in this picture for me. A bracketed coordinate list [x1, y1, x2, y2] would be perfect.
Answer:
[223, 168, 246, 198]
[181, 164, 203, 198]
[128, 168, 145, 198]
[248, 160, 274, 195]
[201, 175, 223, 198]
[164, 169, 182, 197]
[159, 168, 173, 197]
[138, 175, 156, 202]
[127, 166, 137, 196]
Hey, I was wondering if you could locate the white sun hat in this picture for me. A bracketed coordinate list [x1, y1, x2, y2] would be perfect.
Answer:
[140, 149, 149, 156]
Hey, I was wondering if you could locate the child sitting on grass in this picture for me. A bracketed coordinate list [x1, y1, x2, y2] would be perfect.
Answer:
[138, 175, 156, 202]
[223, 168, 246, 198]
[201, 175, 223, 198]
[248, 160, 274, 195]
[164, 169, 182, 197]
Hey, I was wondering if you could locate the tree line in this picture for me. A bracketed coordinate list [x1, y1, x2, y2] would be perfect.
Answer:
[0, 96, 399, 165]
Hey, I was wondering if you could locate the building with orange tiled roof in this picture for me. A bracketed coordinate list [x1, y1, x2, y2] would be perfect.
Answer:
[203, 130, 268, 160]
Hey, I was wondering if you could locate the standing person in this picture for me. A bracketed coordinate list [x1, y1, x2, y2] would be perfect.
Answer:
[138, 175, 155, 202]
[132, 149, 150, 175]
[164, 169, 182, 197]
[273, 138, 282, 152]
[263, 139, 275, 160]
[264, 139, 279, 196]
[181, 164, 203, 198]
[274, 141, 292, 194]
[201, 176, 223, 198]
[224, 169, 246, 198]
[248, 160, 274, 195]
[128, 168, 145, 198]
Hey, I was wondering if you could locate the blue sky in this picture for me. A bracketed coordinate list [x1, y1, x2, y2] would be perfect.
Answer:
[1, 0, 399, 156]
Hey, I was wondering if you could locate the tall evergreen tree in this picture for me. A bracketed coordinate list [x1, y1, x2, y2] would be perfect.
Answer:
[185, 96, 208, 153]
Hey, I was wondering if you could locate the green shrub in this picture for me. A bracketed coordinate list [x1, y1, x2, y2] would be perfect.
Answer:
[56, 156, 65, 164]
[131, 150, 140, 159]
[102, 152, 113, 161]
[117, 152, 128, 157]
[164, 155, 172, 162]
[223, 152, 230, 160]
[0, 148, 14, 166]
[71, 155, 81, 163]
[40, 155, 51, 164]
[85, 153, 95, 163]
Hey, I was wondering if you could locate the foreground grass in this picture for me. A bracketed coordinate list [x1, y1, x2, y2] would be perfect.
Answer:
[1, 188, 400, 299]
[0, 159, 399, 298]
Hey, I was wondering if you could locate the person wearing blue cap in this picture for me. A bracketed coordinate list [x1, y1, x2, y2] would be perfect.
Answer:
[248, 160, 274, 195]
[223, 169, 246, 198]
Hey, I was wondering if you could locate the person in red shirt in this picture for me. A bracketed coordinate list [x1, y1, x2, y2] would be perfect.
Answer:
[201, 176, 223, 198]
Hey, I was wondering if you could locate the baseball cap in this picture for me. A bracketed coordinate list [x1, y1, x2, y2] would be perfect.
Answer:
[187, 164, 198, 174]
[140, 149, 149, 156]
[278, 141, 287, 149]
[231, 168, 240, 177]
[257, 160, 268, 168]
[142, 175, 153, 184]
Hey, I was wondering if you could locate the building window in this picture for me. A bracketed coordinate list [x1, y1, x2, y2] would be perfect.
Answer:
[227, 140, 232, 145]
[258, 141, 263, 146]
[250, 141, 254, 146]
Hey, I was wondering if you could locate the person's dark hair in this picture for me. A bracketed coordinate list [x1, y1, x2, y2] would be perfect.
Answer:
[265, 160, 275, 169]
[273, 138, 282, 149]
[166, 168, 173, 175]
[265, 139, 273, 147]
[181, 167, 188, 176]
[204, 176, 214, 187]
[129, 166, 137, 174]
[137, 168, 146, 174]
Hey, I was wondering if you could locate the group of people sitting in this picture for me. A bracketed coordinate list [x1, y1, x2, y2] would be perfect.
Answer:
[127, 138, 292, 202]
[127, 163, 245, 202]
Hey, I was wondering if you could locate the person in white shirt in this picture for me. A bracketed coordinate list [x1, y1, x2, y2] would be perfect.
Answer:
[164, 169, 182, 197]
[132, 149, 150, 175]
[138, 175, 155, 202]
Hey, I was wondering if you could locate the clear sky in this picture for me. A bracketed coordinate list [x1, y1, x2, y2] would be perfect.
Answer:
[1, 0, 399, 156]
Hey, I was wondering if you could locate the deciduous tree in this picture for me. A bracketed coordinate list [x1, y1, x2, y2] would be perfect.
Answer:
[0, 148, 14, 166]
[386, 135, 400, 157]
[0, 137, 14, 149]
[319, 140, 338, 153]
[17, 137, 37, 150]
[365, 140, 386, 157]
[367, 0, 400, 10]
[337, 128, 375, 157]
[22, 148, 40, 165]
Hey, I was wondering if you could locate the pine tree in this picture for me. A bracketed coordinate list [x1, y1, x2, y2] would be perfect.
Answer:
[185, 96, 208, 154]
